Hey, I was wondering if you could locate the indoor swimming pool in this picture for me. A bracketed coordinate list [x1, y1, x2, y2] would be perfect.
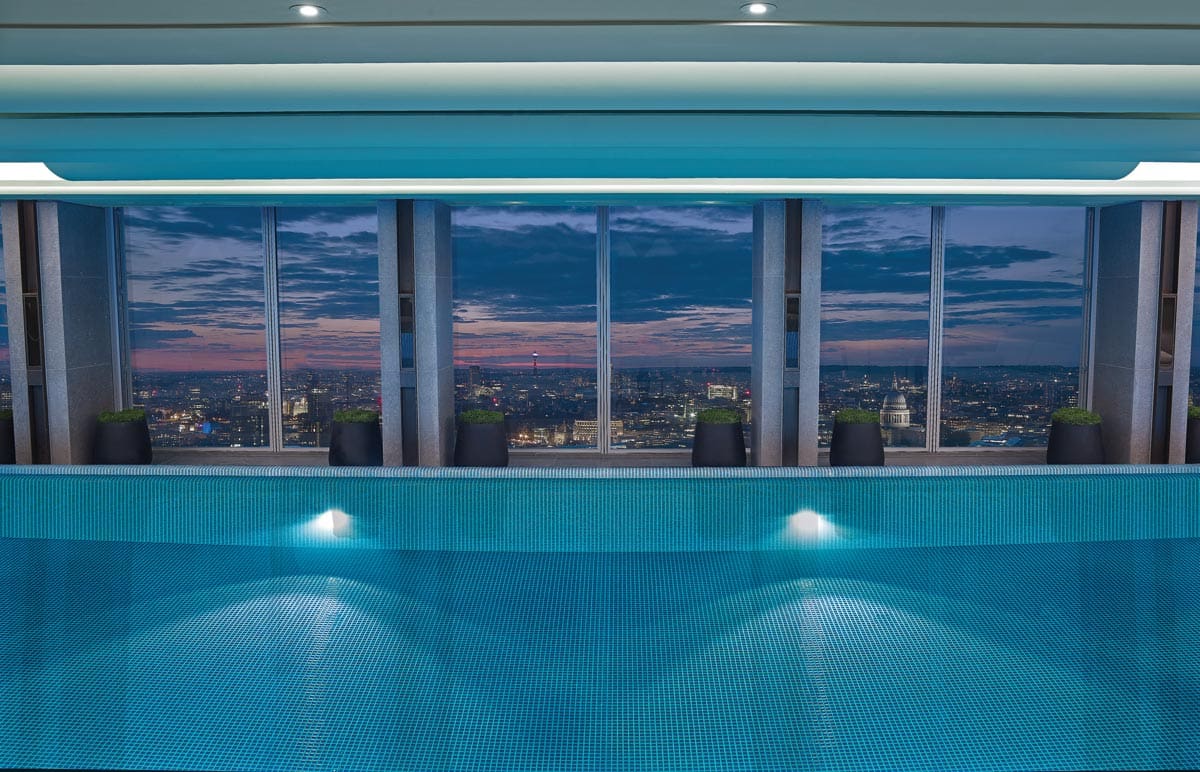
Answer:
[1, 465, 1197, 771]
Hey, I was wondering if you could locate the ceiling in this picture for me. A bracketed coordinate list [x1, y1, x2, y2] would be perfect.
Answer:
[3, 0, 1200, 65]
[3, 1, 1200, 202]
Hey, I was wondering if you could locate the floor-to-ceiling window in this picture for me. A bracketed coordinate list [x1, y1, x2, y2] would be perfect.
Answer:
[123, 206, 380, 450]
[820, 205, 931, 448]
[452, 207, 598, 448]
[819, 204, 1089, 453]
[124, 207, 269, 448]
[609, 207, 753, 449]
[451, 205, 751, 453]
[940, 206, 1087, 447]
[276, 207, 381, 447]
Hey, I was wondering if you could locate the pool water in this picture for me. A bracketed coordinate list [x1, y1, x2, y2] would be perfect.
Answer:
[2, 534, 1198, 771]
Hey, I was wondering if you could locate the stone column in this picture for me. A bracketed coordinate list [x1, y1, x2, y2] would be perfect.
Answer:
[412, 201, 455, 466]
[42, 203, 116, 464]
[1092, 201, 1163, 464]
[751, 200, 785, 466]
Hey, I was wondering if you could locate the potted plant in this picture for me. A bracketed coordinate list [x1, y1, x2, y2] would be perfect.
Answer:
[691, 408, 747, 467]
[0, 409, 14, 465]
[1186, 404, 1200, 464]
[93, 408, 152, 464]
[329, 408, 383, 466]
[830, 408, 884, 467]
[454, 409, 508, 467]
[1046, 407, 1105, 465]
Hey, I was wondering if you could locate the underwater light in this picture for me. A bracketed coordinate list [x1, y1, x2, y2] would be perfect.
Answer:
[315, 508, 352, 537]
[786, 509, 836, 542]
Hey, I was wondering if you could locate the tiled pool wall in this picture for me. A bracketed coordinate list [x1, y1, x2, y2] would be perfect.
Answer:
[1, 464, 1198, 551]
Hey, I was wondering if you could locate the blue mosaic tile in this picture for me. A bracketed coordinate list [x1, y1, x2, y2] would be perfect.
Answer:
[0, 538, 1197, 770]
[0, 467, 1199, 770]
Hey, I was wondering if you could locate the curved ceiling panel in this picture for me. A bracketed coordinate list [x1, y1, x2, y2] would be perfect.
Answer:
[4, 62, 1200, 115]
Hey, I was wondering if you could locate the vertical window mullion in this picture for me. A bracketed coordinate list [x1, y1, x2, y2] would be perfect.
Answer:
[107, 207, 132, 410]
[1079, 207, 1101, 411]
[262, 207, 284, 451]
[927, 206, 946, 453]
[596, 206, 611, 454]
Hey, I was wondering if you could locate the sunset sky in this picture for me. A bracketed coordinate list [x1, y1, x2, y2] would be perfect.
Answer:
[452, 205, 755, 369]
[122, 206, 379, 373]
[820, 204, 1090, 370]
[2, 204, 1199, 383]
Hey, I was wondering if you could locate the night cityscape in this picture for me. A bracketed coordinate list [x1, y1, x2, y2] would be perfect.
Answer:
[110, 362, 1093, 452]
[131, 368, 380, 448]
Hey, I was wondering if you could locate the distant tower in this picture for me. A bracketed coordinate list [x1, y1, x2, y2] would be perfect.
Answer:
[880, 374, 911, 428]
[532, 352, 539, 371]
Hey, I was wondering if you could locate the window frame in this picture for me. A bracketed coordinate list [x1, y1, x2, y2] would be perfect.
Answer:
[111, 201, 1099, 461]
[114, 205, 383, 454]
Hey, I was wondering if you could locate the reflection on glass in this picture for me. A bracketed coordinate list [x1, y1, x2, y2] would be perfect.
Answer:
[0, 218, 10, 413]
[610, 206, 753, 449]
[276, 207, 381, 447]
[819, 205, 931, 448]
[940, 206, 1086, 448]
[124, 207, 268, 448]
[452, 207, 598, 448]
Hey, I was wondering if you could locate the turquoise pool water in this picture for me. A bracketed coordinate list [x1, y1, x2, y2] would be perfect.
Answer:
[1, 466, 1198, 771]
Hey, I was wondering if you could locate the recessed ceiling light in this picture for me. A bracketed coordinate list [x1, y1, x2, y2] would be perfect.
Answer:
[740, 2, 776, 15]
[290, 4, 327, 18]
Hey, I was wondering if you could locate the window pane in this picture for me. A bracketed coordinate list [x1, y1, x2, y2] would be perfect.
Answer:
[0, 216, 9, 414]
[941, 206, 1087, 448]
[277, 207, 380, 447]
[452, 207, 597, 448]
[124, 207, 268, 448]
[610, 206, 753, 449]
[820, 206, 931, 448]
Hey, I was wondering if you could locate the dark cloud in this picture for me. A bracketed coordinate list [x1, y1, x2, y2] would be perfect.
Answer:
[129, 328, 199, 346]
[124, 206, 379, 367]
[821, 206, 1088, 365]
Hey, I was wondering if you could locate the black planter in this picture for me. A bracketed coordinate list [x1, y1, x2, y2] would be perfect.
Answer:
[1046, 421, 1105, 465]
[329, 420, 383, 466]
[691, 422, 747, 467]
[0, 417, 14, 465]
[830, 422, 885, 467]
[92, 420, 152, 465]
[1185, 417, 1200, 464]
[454, 421, 509, 467]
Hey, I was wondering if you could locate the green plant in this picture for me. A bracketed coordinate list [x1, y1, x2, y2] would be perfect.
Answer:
[333, 408, 379, 423]
[1051, 407, 1102, 426]
[1189, 405, 1200, 420]
[696, 408, 742, 424]
[459, 409, 505, 425]
[98, 408, 146, 424]
[834, 408, 879, 425]
[0, 409, 12, 421]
